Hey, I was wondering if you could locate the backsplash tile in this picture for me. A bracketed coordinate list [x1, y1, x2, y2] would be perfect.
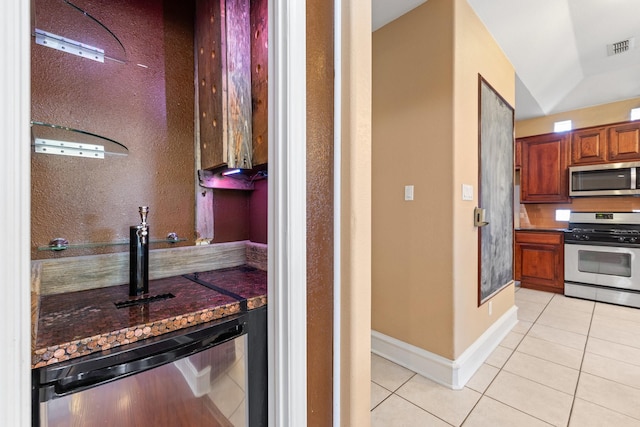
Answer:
[246, 241, 267, 271]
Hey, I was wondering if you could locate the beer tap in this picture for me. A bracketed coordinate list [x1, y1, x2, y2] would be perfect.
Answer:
[129, 206, 150, 296]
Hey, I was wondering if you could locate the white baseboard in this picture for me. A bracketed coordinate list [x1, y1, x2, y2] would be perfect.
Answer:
[372, 305, 518, 389]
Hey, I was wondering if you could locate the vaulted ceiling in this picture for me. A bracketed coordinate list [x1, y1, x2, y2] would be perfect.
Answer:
[372, 0, 640, 120]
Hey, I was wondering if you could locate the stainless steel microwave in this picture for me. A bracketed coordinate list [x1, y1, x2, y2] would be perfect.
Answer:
[569, 161, 640, 197]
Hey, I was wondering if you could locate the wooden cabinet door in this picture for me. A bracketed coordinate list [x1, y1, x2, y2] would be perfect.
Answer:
[515, 231, 564, 293]
[196, 0, 253, 171]
[608, 122, 640, 162]
[570, 127, 606, 165]
[520, 133, 569, 203]
[250, 0, 268, 167]
[515, 139, 522, 169]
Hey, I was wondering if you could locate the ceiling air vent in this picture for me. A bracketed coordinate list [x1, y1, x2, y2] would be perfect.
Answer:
[607, 37, 635, 56]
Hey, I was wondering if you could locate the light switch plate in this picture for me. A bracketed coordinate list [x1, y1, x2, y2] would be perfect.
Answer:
[462, 184, 473, 201]
[404, 185, 414, 201]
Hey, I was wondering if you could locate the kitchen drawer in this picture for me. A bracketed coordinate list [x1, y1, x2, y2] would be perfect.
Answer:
[515, 231, 563, 245]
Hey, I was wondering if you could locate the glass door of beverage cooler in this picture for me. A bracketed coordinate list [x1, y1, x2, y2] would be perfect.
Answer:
[34, 318, 250, 427]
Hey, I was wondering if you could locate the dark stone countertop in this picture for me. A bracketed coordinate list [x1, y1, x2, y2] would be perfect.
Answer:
[515, 227, 568, 232]
[33, 265, 266, 368]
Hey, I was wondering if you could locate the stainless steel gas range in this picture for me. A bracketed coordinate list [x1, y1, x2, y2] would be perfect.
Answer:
[565, 211, 640, 308]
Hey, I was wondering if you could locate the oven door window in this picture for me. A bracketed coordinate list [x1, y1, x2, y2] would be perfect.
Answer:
[42, 335, 248, 427]
[578, 250, 632, 277]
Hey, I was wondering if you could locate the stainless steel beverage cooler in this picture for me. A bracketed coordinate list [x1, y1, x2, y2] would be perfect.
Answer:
[32, 308, 267, 426]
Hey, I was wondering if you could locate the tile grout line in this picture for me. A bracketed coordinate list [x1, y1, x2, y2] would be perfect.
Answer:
[448, 287, 556, 426]
[457, 289, 558, 426]
[513, 295, 640, 425]
[570, 302, 640, 423]
[369, 372, 417, 412]
[372, 373, 460, 426]
[384, 295, 555, 427]
[562, 295, 595, 427]
[373, 290, 616, 426]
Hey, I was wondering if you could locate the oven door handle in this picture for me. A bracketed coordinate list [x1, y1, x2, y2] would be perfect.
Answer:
[564, 240, 640, 249]
[39, 322, 244, 401]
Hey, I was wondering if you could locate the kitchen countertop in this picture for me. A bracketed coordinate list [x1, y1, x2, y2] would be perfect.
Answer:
[515, 227, 568, 232]
[32, 265, 266, 368]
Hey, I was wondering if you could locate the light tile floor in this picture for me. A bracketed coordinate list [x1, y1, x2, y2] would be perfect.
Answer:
[371, 287, 640, 426]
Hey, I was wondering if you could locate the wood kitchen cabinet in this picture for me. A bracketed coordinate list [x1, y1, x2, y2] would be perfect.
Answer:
[515, 231, 564, 294]
[570, 126, 607, 165]
[608, 121, 640, 162]
[519, 133, 569, 203]
[569, 121, 640, 165]
[515, 139, 521, 169]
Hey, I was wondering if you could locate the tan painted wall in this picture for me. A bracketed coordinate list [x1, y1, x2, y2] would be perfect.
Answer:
[452, 0, 515, 358]
[372, 0, 516, 361]
[340, 0, 372, 424]
[516, 97, 640, 138]
[372, 0, 455, 358]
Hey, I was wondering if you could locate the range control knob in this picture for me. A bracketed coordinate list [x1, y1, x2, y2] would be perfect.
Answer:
[619, 236, 626, 243]
[630, 237, 638, 243]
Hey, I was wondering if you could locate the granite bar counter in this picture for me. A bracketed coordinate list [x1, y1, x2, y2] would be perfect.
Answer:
[32, 265, 267, 368]
[515, 227, 568, 232]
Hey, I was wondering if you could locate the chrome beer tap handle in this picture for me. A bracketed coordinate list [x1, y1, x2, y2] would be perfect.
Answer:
[137, 206, 149, 244]
[130, 206, 150, 296]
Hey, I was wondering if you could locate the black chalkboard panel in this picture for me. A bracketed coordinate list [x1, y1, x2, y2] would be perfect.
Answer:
[478, 76, 514, 304]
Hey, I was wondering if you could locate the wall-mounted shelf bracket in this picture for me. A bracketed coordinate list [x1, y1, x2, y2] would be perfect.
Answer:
[35, 28, 105, 63]
[34, 137, 105, 159]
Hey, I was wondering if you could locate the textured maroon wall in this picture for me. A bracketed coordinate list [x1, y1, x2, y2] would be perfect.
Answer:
[209, 178, 267, 244]
[211, 190, 250, 243]
[306, 0, 334, 424]
[31, 0, 195, 259]
[249, 179, 268, 244]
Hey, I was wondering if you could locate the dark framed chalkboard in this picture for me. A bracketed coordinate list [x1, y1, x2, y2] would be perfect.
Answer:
[478, 75, 515, 304]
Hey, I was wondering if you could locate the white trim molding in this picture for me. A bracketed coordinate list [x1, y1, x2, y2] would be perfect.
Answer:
[372, 306, 518, 389]
[332, 0, 342, 422]
[0, 0, 32, 425]
[268, 0, 307, 425]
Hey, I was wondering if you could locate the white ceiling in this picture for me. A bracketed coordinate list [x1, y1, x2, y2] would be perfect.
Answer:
[372, 0, 640, 120]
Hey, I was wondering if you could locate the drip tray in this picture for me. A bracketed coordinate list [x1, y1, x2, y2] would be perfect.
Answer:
[114, 293, 175, 309]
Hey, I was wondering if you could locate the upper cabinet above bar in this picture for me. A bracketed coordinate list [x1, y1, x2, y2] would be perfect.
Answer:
[249, 0, 268, 167]
[196, 0, 252, 171]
